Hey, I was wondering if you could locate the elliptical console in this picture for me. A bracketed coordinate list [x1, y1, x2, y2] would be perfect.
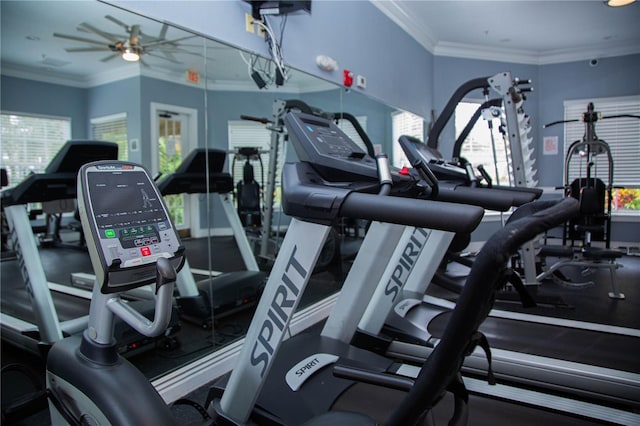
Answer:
[47, 161, 184, 426]
[78, 162, 184, 292]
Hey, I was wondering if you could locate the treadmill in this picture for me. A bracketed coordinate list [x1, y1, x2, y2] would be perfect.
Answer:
[1, 140, 179, 356]
[156, 148, 265, 327]
[207, 111, 588, 425]
[350, 133, 640, 417]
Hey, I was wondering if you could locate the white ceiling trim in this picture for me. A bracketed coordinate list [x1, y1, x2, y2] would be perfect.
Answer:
[1, 62, 141, 88]
[372, 0, 640, 66]
[2, 60, 335, 94]
[434, 41, 640, 66]
[371, 0, 437, 52]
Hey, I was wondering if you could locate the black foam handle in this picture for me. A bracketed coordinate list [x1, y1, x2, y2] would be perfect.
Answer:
[339, 192, 484, 234]
[435, 185, 514, 211]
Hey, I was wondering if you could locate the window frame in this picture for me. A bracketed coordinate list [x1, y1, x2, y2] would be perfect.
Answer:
[0, 110, 71, 188]
[455, 99, 514, 188]
[563, 95, 640, 217]
[391, 110, 424, 168]
[90, 112, 129, 161]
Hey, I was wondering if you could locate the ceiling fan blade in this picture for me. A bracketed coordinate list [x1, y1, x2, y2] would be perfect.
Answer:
[160, 46, 204, 58]
[144, 35, 196, 48]
[158, 23, 168, 40]
[101, 52, 120, 62]
[78, 22, 121, 43]
[65, 47, 111, 53]
[53, 33, 105, 46]
[146, 51, 181, 64]
[104, 15, 130, 32]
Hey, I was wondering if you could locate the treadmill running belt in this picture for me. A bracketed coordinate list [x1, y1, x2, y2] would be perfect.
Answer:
[428, 312, 640, 373]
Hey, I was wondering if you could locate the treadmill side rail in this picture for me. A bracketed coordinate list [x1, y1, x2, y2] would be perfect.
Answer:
[5, 205, 63, 343]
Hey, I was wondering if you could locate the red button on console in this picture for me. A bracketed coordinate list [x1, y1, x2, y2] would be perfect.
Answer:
[140, 246, 151, 256]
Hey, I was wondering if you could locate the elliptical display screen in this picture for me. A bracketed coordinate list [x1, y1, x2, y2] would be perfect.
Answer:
[87, 170, 169, 249]
[79, 162, 183, 293]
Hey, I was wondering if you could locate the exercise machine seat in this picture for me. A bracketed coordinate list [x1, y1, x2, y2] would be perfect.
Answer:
[567, 177, 607, 242]
[237, 162, 262, 228]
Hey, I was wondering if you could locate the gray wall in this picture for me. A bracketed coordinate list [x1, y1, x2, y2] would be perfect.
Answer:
[1, 75, 88, 138]
[537, 54, 640, 187]
[109, 0, 435, 119]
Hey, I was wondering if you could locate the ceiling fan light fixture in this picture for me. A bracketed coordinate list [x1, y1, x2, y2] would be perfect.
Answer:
[606, 0, 636, 6]
[122, 47, 140, 62]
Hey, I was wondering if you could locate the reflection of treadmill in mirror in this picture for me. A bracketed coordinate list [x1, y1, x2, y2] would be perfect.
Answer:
[1, 140, 177, 355]
[156, 148, 265, 327]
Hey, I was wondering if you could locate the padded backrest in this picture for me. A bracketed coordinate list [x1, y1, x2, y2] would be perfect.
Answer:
[237, 181, 261, 211]
[579, 187, 602, 215]
[569, 177, 606, 215]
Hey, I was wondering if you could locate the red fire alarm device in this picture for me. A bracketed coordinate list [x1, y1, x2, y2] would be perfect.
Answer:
[343, 69, 353, 87]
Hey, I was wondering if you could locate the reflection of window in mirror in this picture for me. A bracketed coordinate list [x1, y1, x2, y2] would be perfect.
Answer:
[455, 101, 511, 186]
[392, 110, 424, 168]
[228, 120, 283, 207]
[0, 113, 71, 187]
[336, 116, 368, 152]
[91, 113, 129, 161]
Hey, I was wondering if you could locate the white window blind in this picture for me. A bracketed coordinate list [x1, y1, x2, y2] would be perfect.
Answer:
[564, 96, 640, 187]
[228, 120, 279, 205]
[91, 113, 128, 161]
[0, 112, 71, 188]
[392, 110, 424, 168]
[456, 101, 512, 186]
[336, 116, 368, 153]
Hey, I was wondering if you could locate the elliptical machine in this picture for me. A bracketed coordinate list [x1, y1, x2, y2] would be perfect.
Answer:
[46, 161, 185, 425]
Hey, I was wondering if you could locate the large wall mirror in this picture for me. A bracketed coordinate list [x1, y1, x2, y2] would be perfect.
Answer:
[1, 0, 407, 386]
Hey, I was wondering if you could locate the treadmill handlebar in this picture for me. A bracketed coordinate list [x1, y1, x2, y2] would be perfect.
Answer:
[281, 162, 483, 233]
[375, 154, 392, 188]
[433, 184, 515, 211]
[339, 192, 483, 234]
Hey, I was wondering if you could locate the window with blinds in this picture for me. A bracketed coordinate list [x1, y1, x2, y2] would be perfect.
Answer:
[564, 96, 640, 214]
[91, 113, 128, 161]
[0, 112, 71, 188]
[336, 116, 368, 153]
[392, 110, 424, 168]
[228, 120, 279, 206]
[455, 101, 512, 187]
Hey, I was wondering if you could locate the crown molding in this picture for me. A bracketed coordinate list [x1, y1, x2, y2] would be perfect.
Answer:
[1, 61, 141, 88]
[435, 41, 640, 66]
[371, 0, 437, 52]
[372, 0, 640, 66]
[2, 60, 336, 94]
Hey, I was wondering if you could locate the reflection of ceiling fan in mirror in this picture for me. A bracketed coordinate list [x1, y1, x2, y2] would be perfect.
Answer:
[53, 15, 198, 67]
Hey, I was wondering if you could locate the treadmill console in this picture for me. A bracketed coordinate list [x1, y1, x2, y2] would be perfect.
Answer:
[284, 112, 379, 181]
[399, 135, 468, 182]
[78, 161, 184, 293]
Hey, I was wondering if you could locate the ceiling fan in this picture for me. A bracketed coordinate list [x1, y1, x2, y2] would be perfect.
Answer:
[53, 15, 199, 66]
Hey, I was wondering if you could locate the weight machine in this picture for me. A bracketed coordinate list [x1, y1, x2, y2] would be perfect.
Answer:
[428, 72, 540, 284]
[537, 102, 640, 299]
